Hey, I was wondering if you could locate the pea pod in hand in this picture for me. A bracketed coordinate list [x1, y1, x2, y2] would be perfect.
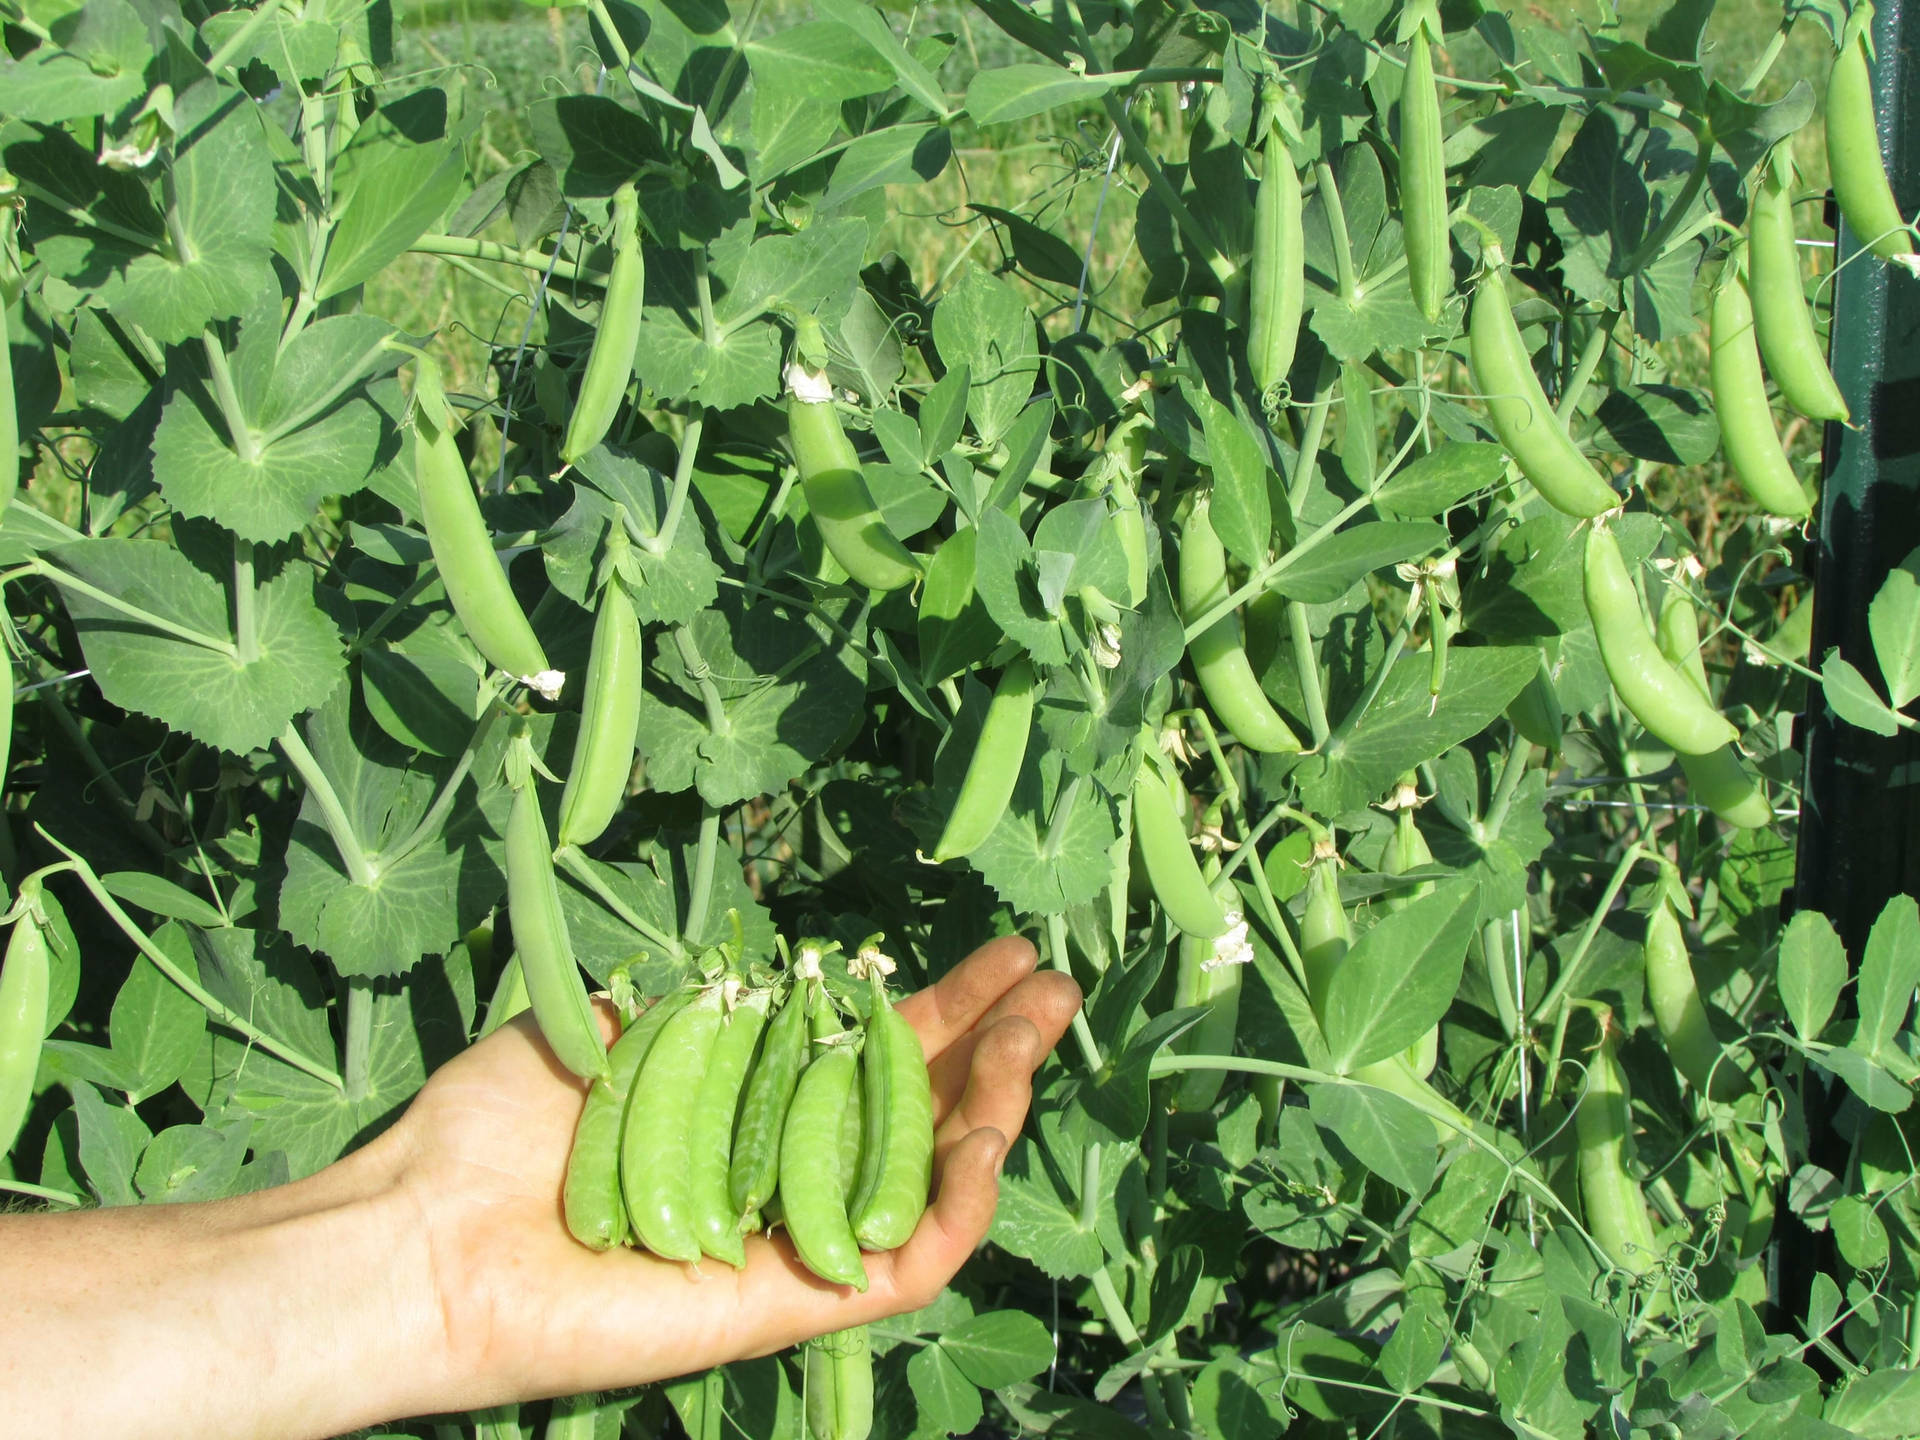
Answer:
[622, 984, 726, 1262]
[729, 976, 815, 1226]
[778, 1029, 869, 1290]
[687, 986, 773, 1267]
[849, 951, 934, 1251]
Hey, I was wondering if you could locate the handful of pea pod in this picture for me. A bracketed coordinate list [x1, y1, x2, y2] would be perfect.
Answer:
[561, 946, 934, 1293]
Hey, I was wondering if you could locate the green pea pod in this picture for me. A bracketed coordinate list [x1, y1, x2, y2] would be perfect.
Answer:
[622, 985, 726, 1262]
[1583, 526, 1740, 756]
[414, 357, 562, 699]
[785, 321, 918, 593]
[556, 577, 643, 849]
[1826, 8, 1919, 270]
[1506, 648, 1564, 751]
[1653, 591, 1774, 830]
[1708, 256, 1814, 518]
[559, 182, 644, 467]
[505, 782, 611, 1082]
[0, 909, 49, 1159]
[839, 1053, 865, 1204]
[1132, 765, 1228, 939]
[1644, 897, 1750, 1101]
[1748, 154, 1849, 424]
[850, 973, 934, 1250]
[1401, 24, 1450, 324]
[563, 987, 696, 1250]
[805, 1327, 873, 1440]
[778, 1038, 869, 1289]
[729, 980, 813, 1224]
[1468, 262, 1620, 517]
[1300, 855, 1350, 1023]
[687, 987, 773, 1266]
[1247, 124, 1304, 396]
[1171, 878, 1249, 1111]
[1179, 494, 1302, 754]
[1575, 1021, 1662, 1279]
[930, 657, 1036, 862]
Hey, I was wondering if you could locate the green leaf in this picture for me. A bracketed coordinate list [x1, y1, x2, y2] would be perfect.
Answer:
[359, 643, 482, 760]
[186, 923, 336, 1073]
[907, 1341, 986, 1436]
[135, 1121, 251, 1204]
[964, 65, 1123, 125]
[527, 94, 665, 196]
[1266, 522, 1448, 603]
[69, 1078, 151, 1205]
[110, 935, 209, 1105]
[970, 205, 1087, 287]
[1830, 1194, 1891, 1270]
[940, 1310, 1056, 1388]
[319, 96, 465, 299]
[1826, 1370, 1920, 1439]
[1778, 909, 1846, 1041]
[931, 267, 1041, 446]
[1191, 388, 1271, 570]
[745, 22, 895, 102]
[52, 535, 345, 755]
[1320, 879, 1480, 1071]
[821, 124, 951, 212]
[1372, 442, 1507, 519]
[100, 871, 226, 928]
[972, 505, 1066, 665]
[968, 752, 1120, 916]
[0, 0, 149, 123]
[1592, 384, 1720, 465]
[559, 451, 721, 626]
[1821, 649, 1902, 736]
[989, 1142, 1103, 1279]
[810, 0, 950, 116]
[1308, 1082, 1439, 1196]
[1869, 551, 1920, 710]
[1809, 1043, 1911, 1113]
[1378, 1296, 1448, 1394]
[917, 527, 1001, 685]
[1851, 895, 1920, 1063]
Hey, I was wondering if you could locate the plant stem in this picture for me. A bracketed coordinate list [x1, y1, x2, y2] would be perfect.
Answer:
[1100, 94, 1236, 289]
[0, 1176, 83, 1206]
[1288, 600, 1329, 747]
[409, 234, 610, 290]
[276, 724, 377, 887]
[342, 979, 372, 1102]
[1316, 161, 1362, 303]
[30, 559, 237, 656]
[1045, 911, 1105, 1071]
[684, 803, 721, 945]
[647, 406, 705, 554]
[672, 624, 730, 735]
[1534, 843, 1648, 1020]
[555, 845, 686, 960]
[383, 687, 504, 870]
[1737, 20, 1793, 96]
[201, 332, 260, 465]
[232, 541, 259, 667]
[1554, 309, 1618, 421]
[1621, 141, 1712, 277]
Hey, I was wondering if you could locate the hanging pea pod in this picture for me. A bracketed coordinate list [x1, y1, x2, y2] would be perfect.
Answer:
[1653, 588, 1774, 830]
[929, 657, 1037, 863]
[1575, 1015, 1664, 1285]
[685, 986, 773, 1266]
[1179, 494, 1302, 754]
[1171, 877, 1251, 1111]
[413, 356, 563, 699]
[555, 562, 643, 850]
[1748, 151, 1849, 424]
[1468, 254, 1621, 517]
[504, 763, 611, 1084]
[1399, 10, 1451, 324]
[1644, 889, 1752, 1101]
[1247, 120, 1305, 397]
[559, 182, 645, 467]
[1825, 5, 1919, 271]
[805, 1327, 874, 1440]
[1583, 525, 1740, 756]
[0, 895, 49, 1160]
[1708, 250, 1815, 518]
[1132, 761, 1229, 940]
[1299, 837, 1349, 1023]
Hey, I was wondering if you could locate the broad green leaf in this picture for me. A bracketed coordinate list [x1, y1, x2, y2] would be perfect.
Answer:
[1830, 1195, 1891, 1270]
[939, 1310, 1055, 1388]
[812, 0, 950, 116]
[69, 1078, 150, 1205]
[1308, 1082, 1439, 1195]
[972, 505, 1067, 665]
[198, 10, 338, 88]
[1378, 1296, 1448, 1394]
[186, 923, 335, 1073]
[0, 0, 148, 123]
[821, 124, 951, 212]
[1809, 1044, 1910, 1113]
[100, 871, 225, 928]
[989, 1142, 1104, 1278]
[526, 94, 664, 196]
[360, 643, 482, 760]
[1592, 383, 1720, 465]
[965, 64, 1123, 125]
[1869, 551, 1920, 709]
[1320, 878, 1480, 1071]
[918, 527, 1001, 685]
[135, 1121, 251, 1204]
[1191, 388, 1271, 570]
[52, 535, 345, 755]
[555, 845, 773, 981]
[1266, 521, 1448, 603]
[1820, 648, 1901, 734]
[1372, 441, 1507, 518]
[968, 751, 1120, 916]
[1778, 909, 1846, 1041]
[907, 1341, 985, 1436]
[1851, 894, 1920, 1063]
[551, 453, 720, 626]
[1826, 1369, 1920, 1439]
[970, 204, 1087, 287]
[109, 936, 209, 1104]
[714, 219, 870, 332]
[932, 267, 1041, 446]
[745, 22, 894, 103]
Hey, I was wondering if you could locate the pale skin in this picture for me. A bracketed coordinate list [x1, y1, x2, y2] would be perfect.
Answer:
[0, 936, 1080, 1440]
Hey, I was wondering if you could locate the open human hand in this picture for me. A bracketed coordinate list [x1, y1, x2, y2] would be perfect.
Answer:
[386, 934, 1081, 1408]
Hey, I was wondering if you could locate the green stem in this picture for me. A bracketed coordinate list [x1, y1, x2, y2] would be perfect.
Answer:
[1534, 843, 1648, 1020]
[36, 831, 345, 1088]
[201, 333, 260, 465]
[409, 234, 610, 289]
[383, 688, 504, 870]
[1554, 309, 1618, 421]
[30, 559, 236, 656]
[1288, 376, 1334, 518]
[554, 845, 687, 960]
[342, 979, 372, 1102]
[646, 406, 705, 554]
[684, 803, 721, 944]
[1621, 141, 1712, 277]
[1326, 597, 1415, 746]
[1736, 20, 1793, 96]
[276, 724, 377, 887]
[672, 624, 731, 736]
[1482, 738, 1532, 839]
[0, 1176, 83, 1206]
[1288, 601, 1329, 747]
[1046, 911, 1105, 1070]
[232, 541, 259, 667]
[1088, 1267, 1172, 1428]
[1100, 93, 1235, 289]
[1316, 162, 1362, 304]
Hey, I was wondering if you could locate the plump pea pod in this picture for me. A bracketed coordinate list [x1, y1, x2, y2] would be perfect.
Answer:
[1708, 258, 1814, 518]
[1654, 592, 1774, 830]
[1468, 262, 1620, 517]
[1300, 854, 1350, 1023]
[1749, 156, 1849, 423]
[564, 987, 696, 1250]
[1401, 24, 1450, 324]
[1179, 495, 1302, 754]
[850, 976, 934, 1250]
[0, 908, 49, 1159]
[621, 985, 726, 1262]
[1583, 526, 1740, 756]
[785, 324, 918, 593]
[687, 988, 773, 1266]
[729, 980, 813, 1224]
[1246, 125, 1304, 396]
[559, 182, 644, 467]
[1644, 898, 1751, 1101]
[1506, 647, 1565, 751]
[930, 657, 1036, 862]
[1171, 880, 1250, 1111]
[1575, 1022, 1662, 1279]
[839, 1055, 866, 1203]
[556, 576, 643, 849]
[1826, 8, 1919, 271]
[414, 358, 562, 699]
[805, 1326, 873, 1440]
[1132, 765, 1229, 939]
[505, 782, 610, 1082]
[778, 1037, 869, 1289]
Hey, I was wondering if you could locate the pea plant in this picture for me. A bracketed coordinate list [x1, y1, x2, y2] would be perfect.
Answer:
[3, 0, 1920, 1431]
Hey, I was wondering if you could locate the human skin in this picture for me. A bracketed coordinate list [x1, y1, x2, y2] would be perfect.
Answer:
[0, 936, 1080, 1440]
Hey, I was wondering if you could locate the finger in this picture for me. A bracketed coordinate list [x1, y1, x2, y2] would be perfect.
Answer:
[858, 1125, 1008, 1316]
[895, 936, 1039, 1061]
[930, 1015, 1039, 1166]
[925, 969, 1081, 1121]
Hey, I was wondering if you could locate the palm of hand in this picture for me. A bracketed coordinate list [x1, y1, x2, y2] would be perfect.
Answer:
[382, 937, 1080, 1406]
